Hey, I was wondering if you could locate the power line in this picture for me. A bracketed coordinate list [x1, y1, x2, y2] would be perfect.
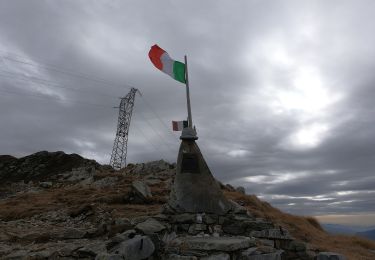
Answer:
[0, 62, 179, 149]
[0, 69, 118, 99]
[0, 49, 181, 159]
[136, 110, 177, 152]
[138, 94, 179, 141]
[132, 123, 170, 160]
[0, 51, 133, 90]
[0, 88, 113, 109]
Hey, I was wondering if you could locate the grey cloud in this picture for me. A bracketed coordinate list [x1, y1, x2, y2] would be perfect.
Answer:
[1, 0, 375, 221]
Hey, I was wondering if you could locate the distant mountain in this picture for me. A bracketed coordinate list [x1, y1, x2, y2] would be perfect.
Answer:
[322, 223, 371, 235]
[0, 151, 100, 182]
[357, 229, 375, 240]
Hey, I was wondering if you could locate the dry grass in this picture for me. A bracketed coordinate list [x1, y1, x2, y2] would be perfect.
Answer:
[225, 191, 375, 260]
[0, 185, 164, 221]
[0, 173, 167, 221]
[1, 173, 374, 259]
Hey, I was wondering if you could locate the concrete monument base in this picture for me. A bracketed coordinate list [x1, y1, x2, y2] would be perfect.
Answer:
[168, 135, 233, 215]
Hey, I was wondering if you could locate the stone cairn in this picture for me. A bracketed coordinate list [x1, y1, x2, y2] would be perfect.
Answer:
[0, 153, 346, 259]
[97, 129, 341, 260]
[153, 132, 311, 260]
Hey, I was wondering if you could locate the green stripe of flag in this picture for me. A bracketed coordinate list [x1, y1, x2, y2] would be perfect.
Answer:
[173, 61, 186, 83]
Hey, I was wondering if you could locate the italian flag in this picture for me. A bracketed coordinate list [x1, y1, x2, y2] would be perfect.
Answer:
[148, 45, 186, 84]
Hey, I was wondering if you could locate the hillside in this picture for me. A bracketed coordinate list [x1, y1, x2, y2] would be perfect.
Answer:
[0, 151, 99, 183]
[322, 224, 363, 235]
[357, 229, 375, 241]
[322, 223, 375, 239]
[0, 151, 374, 259]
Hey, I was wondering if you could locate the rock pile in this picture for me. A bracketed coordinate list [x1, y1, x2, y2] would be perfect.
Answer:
[0, 154, 351, 259]
[126, 204, 316, 259]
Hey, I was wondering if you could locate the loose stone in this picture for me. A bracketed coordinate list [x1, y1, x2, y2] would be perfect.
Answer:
[169, 236, 255, 252]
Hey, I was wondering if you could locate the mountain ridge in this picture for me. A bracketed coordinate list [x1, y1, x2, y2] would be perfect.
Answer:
[0, 151, 374, 259]
[322, 223, 373, 235]
[357, 229, 375, 241]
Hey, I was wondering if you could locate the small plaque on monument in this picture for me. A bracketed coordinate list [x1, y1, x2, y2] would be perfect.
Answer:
[181, 153, 200, 173]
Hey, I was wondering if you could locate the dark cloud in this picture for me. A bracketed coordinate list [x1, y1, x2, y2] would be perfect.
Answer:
[1, 0, 375, 223]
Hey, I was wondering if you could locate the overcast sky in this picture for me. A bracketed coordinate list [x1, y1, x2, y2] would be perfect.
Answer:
[1, 0, 375, 225]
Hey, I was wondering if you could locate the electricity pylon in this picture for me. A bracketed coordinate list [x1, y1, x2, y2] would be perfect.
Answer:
[110, 87, 138, 170]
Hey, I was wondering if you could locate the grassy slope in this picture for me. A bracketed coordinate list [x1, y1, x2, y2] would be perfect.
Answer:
[0, 170, 374, 259]
[225, 191, 375, 260]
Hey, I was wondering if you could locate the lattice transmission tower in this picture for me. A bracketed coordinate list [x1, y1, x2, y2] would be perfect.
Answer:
[110, 87, 138, 170]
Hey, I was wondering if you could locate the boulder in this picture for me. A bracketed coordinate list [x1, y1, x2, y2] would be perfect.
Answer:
[39, 181, 52, 188]
[68, 204, 94, 218]
[288, 241, 307, 252]
[131, 216, 150, 225]
[169, 236, 255, 252]
[95, 253, 124, 260]
[146, 160, 171, 172]
[129, 160, 172, 175]
[66, 166, 96, 182]
[317, 252, 346, 260]
[229, 200, 248, 214]
[28, 250, 54, 259]
[109, 235, 155, 260]
[171, 213, 196, 224]
[92, 177, 118, 188]
[54, 241, 84, 257]
[166, 255, 198, 260]
[188, 223, 208, 235]
[240, 247, 259, 257]
[251, 228, 292, 240]
[236, 186, 246, 194]
[225, 184, 236, 191]
[135, 218, 166, 234]
[145, 178, 161, 185]
[109, 219, 133, 236]
[240, 250, 283, 260]
[201, 253, 230, 260]
[3, 249, 29, 259]
[78, 176, 95, 186]
[258, 239, 275, 247]
[107, 230, 137, 249]
[77, 242, 107, 257]
[131, 180, 152, 201]
[162, 232, 177, 244]
[114, 217, 131, 226]
[223, 219, 273, 235]
[222, 223, 244, 235]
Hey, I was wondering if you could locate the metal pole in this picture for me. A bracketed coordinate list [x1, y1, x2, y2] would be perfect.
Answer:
[185, 55, 193, 128]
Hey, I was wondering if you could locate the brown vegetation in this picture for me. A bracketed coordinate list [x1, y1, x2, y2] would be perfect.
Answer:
[0, 173, 164, 221]
[0, 166, 374, 259]
[225, 191, 375, 260]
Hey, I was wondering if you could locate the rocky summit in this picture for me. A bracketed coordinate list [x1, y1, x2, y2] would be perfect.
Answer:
[0, 151, 374, 259]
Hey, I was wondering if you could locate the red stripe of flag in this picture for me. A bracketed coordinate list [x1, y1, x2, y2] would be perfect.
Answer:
[172, 121, 178, 131]
[148, 45, 165, 70]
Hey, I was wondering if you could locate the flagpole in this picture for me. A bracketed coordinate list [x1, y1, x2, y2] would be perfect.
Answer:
[184, 55, 193, 128]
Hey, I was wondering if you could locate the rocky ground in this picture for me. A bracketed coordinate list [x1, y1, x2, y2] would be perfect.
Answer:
[0, 151, 375, 259]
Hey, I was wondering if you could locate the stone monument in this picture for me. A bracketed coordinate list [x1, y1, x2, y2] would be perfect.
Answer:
[167, 127, 233, 214]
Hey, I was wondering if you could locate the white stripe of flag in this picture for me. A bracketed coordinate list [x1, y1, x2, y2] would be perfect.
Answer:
[172, 120, 187, 131]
